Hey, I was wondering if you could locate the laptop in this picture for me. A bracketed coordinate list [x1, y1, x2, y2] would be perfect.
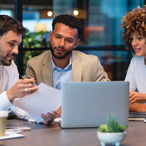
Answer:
[61, 81, 129, 128]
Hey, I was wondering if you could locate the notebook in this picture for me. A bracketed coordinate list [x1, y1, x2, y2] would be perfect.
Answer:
[129, 112, 146, 121]
[61, 81, 129, 128]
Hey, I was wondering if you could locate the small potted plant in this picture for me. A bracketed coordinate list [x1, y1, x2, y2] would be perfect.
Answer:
[97, 115, 126, 146]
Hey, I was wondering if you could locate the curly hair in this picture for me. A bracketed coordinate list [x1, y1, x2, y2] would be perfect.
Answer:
[52, 14, 83, 37]
[0, 15, 26, 36]
[121, 5, 146, 52]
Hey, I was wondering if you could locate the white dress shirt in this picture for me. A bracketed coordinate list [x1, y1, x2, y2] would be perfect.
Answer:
[0, 61, 33, 121]
[0, 61, 18, 112]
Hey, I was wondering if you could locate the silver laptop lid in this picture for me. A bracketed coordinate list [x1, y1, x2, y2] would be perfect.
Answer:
[61, 81, 129, 128]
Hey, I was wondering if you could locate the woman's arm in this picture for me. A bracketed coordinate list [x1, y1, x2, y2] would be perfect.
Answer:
[129, 102, 146, 112]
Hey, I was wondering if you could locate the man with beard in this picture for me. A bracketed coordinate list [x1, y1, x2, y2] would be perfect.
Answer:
[0, 15, 38, 115]
[25, 14, 110, 124]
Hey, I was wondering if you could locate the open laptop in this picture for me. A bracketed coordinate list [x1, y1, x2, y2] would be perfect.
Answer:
[61, 81, 129, 128]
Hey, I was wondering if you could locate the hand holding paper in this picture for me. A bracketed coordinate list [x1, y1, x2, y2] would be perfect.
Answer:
[14, 82, 61, 123]
[41, 110, 60, 124]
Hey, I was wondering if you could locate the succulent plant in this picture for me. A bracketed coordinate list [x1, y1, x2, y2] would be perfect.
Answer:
[98, 124, 110, 132]
[118, 124, 126, 132]
[98, 115, 126, 133]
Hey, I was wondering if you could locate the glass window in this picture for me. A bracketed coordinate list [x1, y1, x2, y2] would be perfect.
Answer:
[20, 0, 143, 80]
[0, 0, 15, 17]
[22, 0, 144, 48]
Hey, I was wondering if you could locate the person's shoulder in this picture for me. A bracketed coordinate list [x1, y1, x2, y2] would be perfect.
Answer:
[130, 56, 144, 69]
[73, 50, 98, 61]
[28, 50, 50, 63]
[131, 56, 144, 63]
[5, 60, 17, 69]
[4, 60, 18, 72]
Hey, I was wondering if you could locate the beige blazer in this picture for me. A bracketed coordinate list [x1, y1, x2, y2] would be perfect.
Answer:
[25, 50, 109, 86]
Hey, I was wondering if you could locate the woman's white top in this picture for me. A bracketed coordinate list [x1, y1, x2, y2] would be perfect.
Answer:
[125, 56, 146, 93]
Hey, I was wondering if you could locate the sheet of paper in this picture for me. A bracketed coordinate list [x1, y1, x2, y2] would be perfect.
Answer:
[14, 82, 61, 123]
[0, 131, 24, 140]
[54, 117, 62, 122]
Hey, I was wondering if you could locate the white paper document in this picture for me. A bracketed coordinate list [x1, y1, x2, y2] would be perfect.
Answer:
[14, 82, 61, 123]
[0, 131, 24, 140]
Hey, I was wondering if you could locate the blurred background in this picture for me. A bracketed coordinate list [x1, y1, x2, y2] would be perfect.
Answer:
[0, 0, 144, 80]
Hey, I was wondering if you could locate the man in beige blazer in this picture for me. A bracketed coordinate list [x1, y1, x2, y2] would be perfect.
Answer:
[25, 50, 109, 86]
[25, 14, 109, 124]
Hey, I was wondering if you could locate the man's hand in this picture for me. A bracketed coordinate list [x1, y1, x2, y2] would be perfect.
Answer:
[41, 106, 61, 124]
[129, 91, 146, 104]
[6, 78, 38, 102]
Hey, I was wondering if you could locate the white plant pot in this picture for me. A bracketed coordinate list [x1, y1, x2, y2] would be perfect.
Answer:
[97, 131, 126, 146]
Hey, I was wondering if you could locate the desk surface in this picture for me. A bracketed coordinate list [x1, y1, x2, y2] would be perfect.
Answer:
[0, 120, 145, 146]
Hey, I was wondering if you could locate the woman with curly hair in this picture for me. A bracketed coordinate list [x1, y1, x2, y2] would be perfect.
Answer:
[121, 5, 146, 112]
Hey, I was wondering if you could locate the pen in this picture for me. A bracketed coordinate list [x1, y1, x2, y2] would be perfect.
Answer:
[21, 76, 38, 86]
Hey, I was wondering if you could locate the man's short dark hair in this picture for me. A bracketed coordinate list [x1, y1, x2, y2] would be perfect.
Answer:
[52, 14, 83, 37]
[0, 15, 26, 36]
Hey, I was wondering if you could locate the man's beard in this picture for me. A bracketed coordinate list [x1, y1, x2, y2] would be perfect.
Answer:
[0, 49, 15, 66]
[0, 55, 14, 66]
[49, 42, 72, 59]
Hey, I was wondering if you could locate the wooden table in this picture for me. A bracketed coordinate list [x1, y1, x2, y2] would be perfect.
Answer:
[0, 120, 145, 146]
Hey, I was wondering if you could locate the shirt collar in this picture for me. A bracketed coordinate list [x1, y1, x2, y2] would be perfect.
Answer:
[50, 53, 72, 71]
[51, 54, 56, 71]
